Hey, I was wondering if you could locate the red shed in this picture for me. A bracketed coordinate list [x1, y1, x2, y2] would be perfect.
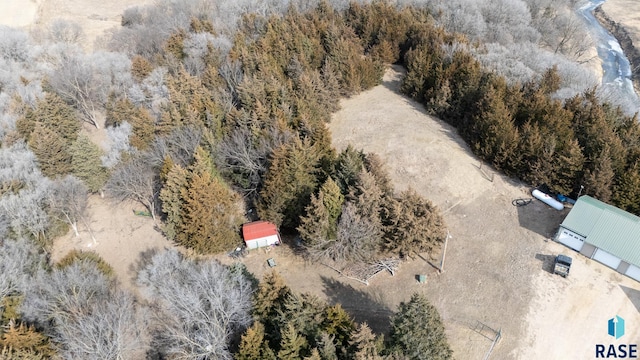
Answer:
[242, 221, 281, 249]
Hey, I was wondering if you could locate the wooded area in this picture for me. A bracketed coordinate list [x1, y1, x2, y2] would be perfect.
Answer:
[1, 0, 639, 358]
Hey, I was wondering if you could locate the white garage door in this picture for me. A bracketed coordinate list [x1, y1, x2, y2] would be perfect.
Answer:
[592, 248, 622, 270]
[556, 229, 585, 251]
[625, 265, 640, 282]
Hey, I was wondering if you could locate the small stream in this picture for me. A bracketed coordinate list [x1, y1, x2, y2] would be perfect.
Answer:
[578, 0, 639, 110]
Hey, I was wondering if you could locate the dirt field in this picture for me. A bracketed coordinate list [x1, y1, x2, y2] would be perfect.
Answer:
[601, 0, 640, 49]
[0, 0, 151, 50]
[50, 196, 174, 294]
[42, 63, 640, 360]
[326, 66, 640, 359]
[0, 0, 40, 28]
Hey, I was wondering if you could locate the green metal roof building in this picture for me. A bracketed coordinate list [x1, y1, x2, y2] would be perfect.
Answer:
[555, 195, 640, 282]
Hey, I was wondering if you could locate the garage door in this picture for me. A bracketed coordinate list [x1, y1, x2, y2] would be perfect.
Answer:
[556, 229, 585, 251]
[625, 264, 640, 282]
[592, 248, 622, 270]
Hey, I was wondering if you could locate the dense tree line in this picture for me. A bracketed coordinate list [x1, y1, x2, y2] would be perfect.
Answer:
[236, 271, 452, 360]
[383, 8, 640, 213]
[0, 242, 254, 359]
[2, 0, 633, 251]
[0, 240, 453, 359]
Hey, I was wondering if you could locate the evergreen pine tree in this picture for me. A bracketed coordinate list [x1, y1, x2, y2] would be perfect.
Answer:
[28, 123, 72, 177]
[157, 68, 223, 136]
[384, 189, 446, 258]
[583, 146, 615, 202]
[277, 323, 308, 360]
[350, 323, 382, 360]
[316, 332, 338, 360]
[70, 135, 109, 192]
[277, 293, 326, 343]
[159, 163, 188, 241]
[253, 272, 292, 347]
[236, 322, 276, 360]
[17, 92, 80, 143]
[131, 55, 153, 81]
[613, 162, 640, 215]
[253, 271, 292, 321]
[470, 84, 520, 172]
[334, 145, 365, 193]
[178, 170, 243, 253]
[388, 293, 452, 360]
[298, 177, 344, 246]
[304, 348, 322, 360]
[298, 191, 332, 247]
[105, 97, 155, 150]
[555, 138, 585, 195]
[258, 139, 323, 229]
[321, 304, 355, 354]
[0, 320, 54, 357]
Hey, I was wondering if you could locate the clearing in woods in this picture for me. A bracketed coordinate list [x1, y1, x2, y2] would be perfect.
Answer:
[50, 65, 640, 360]
[4, 1, 640, 357]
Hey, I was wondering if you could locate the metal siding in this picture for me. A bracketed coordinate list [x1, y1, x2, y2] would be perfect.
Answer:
[587, 211, 640, 267]
[560, 196, 640, 268]
[560, 196, 606, 237]
[246, 239, 259, 249]
[262, 234, 280, 246]
[246, 235, 279, 249]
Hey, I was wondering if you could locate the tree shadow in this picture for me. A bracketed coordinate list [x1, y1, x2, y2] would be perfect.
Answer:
[320, 276, 393, 335]
[620, 285, 640, 313]
[515, 198, 567, 238]
[128, 247, 161, 287]
[535, 253, 556, 274]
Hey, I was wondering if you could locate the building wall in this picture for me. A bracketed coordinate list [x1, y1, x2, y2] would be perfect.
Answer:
[580, 243, 597, 258]
[617, 261, 630, 274]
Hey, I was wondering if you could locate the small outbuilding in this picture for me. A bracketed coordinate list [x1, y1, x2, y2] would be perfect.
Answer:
[242, 221, 281, 250]
[555, 195, 640, 282]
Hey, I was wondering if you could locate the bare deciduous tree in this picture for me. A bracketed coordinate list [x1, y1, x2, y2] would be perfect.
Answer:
[47, 175, 89, 238]
[1, 184, 50, 241]
[21, 261, 149, 359]
[144, 125, 203, 167]
[217, 125, 292, 198]
[48, 51, 133, 129]
[137, 249, 253, 360]
[104, 157, 159, 220]
[308, 202, 379, 264]
[101, 122, 132, 168]
[0, 27, 30, 62]
[51, 289, 148, 360]
[0, 238, 46, 301]
[47, 19, 85, 45]
[47, 53, 102, 128]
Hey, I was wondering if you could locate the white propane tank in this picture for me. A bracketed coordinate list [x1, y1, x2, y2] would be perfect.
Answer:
[532, 189, 564, 211]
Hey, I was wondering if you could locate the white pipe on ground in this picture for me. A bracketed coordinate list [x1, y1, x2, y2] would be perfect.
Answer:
[532, 189, 564, 211]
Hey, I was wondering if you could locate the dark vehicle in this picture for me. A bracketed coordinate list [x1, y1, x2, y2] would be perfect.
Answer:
[554, 254, 573, 278]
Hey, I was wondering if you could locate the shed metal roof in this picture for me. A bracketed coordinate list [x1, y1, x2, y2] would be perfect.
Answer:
[560, 196, 640, 266]
[242, 221, 279, 241]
